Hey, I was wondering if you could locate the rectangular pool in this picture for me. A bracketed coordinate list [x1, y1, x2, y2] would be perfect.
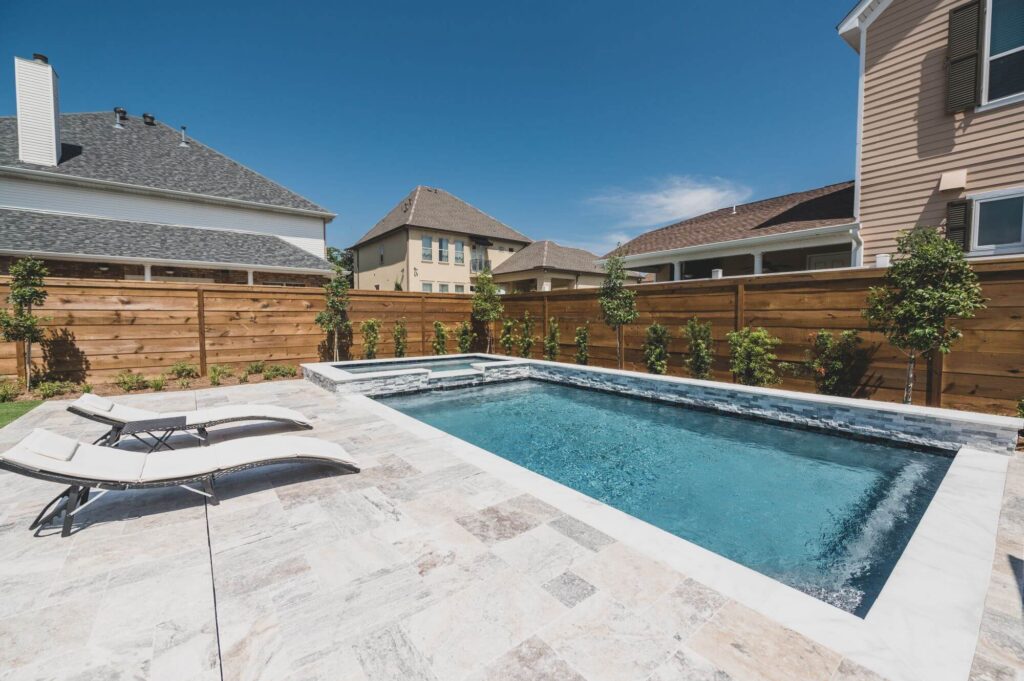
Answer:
[380, 380, 953, 616]
[334, 354, 506, 375]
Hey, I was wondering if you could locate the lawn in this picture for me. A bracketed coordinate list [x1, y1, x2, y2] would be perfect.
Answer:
[0, 400, 42, 429]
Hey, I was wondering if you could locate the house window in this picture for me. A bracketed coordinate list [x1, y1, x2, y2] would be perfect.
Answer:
[455, 241, 465, 265]
[439, 283, 449, 293]
[378, 246, 384, 265]
[438, 238, 449, 263]
[986, 0, 1024, 102]
[975, 193, 1024, 249]
[422, 282, 433, 293]
[421, 236, 433, 261]
[454, 284, 465, 293]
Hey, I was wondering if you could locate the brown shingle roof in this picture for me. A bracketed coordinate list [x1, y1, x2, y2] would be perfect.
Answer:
[608, 181, 855, 257]
[352, 186, 532, 247]
[492, 241, 605, 275]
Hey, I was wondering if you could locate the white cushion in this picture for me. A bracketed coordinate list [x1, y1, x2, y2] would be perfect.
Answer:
[22, 429, 79, 461]
[181, 404, 309, 426]
[140, 450, 217, 482]
[74, 393, 114, 413]
[2, 432, 146, 482]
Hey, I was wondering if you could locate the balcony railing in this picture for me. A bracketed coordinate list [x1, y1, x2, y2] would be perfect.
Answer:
[471, 258, 491, 273]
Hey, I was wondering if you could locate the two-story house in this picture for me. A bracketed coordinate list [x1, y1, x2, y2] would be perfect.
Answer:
[0, 54, 334, 285]
[351, 186, 532, 292]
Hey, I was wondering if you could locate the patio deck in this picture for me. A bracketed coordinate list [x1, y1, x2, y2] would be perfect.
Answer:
[0, 380, 1020, 681]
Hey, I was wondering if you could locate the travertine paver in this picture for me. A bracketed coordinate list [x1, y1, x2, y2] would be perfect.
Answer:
[0, 379, 1019, 681]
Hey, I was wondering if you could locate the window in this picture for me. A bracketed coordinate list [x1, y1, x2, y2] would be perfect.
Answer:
[422, 282, 433, 293]
[439, 283, 449, 293]
[421, 236, 432, 261]
[455, 240, 465, 265]
[438, 238, 449, 263]
[975, 193, 1024, 249]
[508, 247, 515, 253]
[378, 246, 384, 265]
[986, 0, 1024, 103]
[454, 284, 465, 293]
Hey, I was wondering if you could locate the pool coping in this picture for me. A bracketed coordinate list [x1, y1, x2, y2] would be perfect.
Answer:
[351, 390, 1009, 681]
[303, 354, 526, 384]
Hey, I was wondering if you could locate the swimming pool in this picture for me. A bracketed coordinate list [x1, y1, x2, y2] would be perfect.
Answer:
[380, 380, 953, 616]
[333, 354, 507, 374]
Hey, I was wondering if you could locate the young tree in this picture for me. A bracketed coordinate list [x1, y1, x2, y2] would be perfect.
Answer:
[471, 269, 503, 352]
[499, 319, 518, 355]
[544, 317, 559, 361]
[805, 329, 867, 397]
[728, 327, 783, 387]
[432, 321, 448, 355]
[315, 262, 352, 362]
[574, 325, 590, 365]
[519, 311, 536, 358]
[642, 323, 671, 375]
[456, 321, 477, 353]
[599, 254, 638, 368]
[0, 258, 48, 388]
[682, 317, 713, 380]
[360, 318, 382, 359]
[326, 246, 355, 286]
[865, 227, 985, 403]
[393, 318, 408, 357]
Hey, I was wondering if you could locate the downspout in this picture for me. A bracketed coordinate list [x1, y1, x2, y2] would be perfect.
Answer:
[850, 226, 864, 267]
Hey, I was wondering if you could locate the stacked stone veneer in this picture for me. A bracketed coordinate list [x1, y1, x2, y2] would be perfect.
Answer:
[304, 359, 1022, 454]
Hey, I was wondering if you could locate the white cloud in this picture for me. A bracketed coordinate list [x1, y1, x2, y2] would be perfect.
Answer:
[586, 176, 752, 229]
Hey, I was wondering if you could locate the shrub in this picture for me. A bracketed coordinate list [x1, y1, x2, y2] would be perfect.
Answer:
[432, 321, 448, 355]
[168, 361, 199, 380]
[599, 254, 638, 368]
[499, 319, 517, 355]
[574, 325, 589, 365]
[727, 327, 783, 387]
[805, 330, 867, 397]
[149, 376, 166, 391]
[316, 261, 352, 362]
[81, 383, 93, 394]
[0, 257, 48, 389]
[242, 361, 265, 381]
[519, 312, 536, 358]
[360, 318, 382, 360]
[0, 380, 21, 403]
[34, 380, 77, 399]
[209, 364, 233, 386]
[683, 317, 713, 380]
[238, 372, 248, 383]
[393, 318, 408, 358]
[114, 370, 149, 392]
[263, 364, 297, 380]
[544, 318, 559, 361]
[642, 323, 671, 375]
[456, 321, 476, 353]
[177, 377, 192, 390]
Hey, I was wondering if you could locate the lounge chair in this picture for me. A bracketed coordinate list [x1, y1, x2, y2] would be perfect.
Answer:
[67, 393, 313, 450]
[0, 428, 360, 537]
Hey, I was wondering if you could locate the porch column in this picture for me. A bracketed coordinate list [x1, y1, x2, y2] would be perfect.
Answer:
[247, 270, 254, 285]
[672, 262, 682, 281]
[752, 252, 763, 275]
[143, 264, 152, 282]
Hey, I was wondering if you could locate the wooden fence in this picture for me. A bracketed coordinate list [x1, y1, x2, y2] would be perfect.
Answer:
[1, 258, 1022, 415]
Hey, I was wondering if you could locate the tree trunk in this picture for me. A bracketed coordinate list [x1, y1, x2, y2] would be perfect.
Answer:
[615, 327, 622, 369]
[903, 350, 916, 404]
[24, 340, 31, 389]
[333, 329, 339, 362]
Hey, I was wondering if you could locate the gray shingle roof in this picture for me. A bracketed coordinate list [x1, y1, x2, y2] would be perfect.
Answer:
[492, 240, 607, 275]
[0, 208, 333, 272]
[353, 186, 531, 247]
[0, 113, 331, 215]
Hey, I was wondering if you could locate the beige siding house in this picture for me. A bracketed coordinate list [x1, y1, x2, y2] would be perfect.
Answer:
[352, 186, 532, 292]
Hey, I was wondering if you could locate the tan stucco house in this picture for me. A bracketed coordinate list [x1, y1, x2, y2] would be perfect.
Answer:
[351, 186, 532, 293]
[491, 240, 645, 292]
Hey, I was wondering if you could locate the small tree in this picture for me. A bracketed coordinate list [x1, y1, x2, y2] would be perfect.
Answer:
[326, 246, 355, 287]
[360, 318, 382, 360]
[544, 317, 559, 361]
[805, 330, 867, 397]
[393, 318, 408, 358]
[471, 269, 503, 352]
[519, 311, 536, 358]
[499, 319, 518, 355]
[865, 227, 985, 403]
[0, 258, 49, 389]
[456, 321, 476, 353]
[683, 317, 713, 380]
[574, 325, 590, 365]
[315, 263, 352, 362]
[432, 321, 448, 355]
[599, 254, 638, 368]
[728, 327, 783, 387]
[642, 323, 671, 375]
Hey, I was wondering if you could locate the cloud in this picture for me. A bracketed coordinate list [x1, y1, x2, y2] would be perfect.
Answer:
[586, 176, 752, 229]
[562, 231, 637, 257]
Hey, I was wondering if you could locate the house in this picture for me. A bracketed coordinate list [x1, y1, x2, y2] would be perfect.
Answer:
[0, 54, 334, 286]
[351, 185, 532, 292]
[839, 0, 1024, 263]
[491, 240, 645, 292]
[609, 182, 859, 281]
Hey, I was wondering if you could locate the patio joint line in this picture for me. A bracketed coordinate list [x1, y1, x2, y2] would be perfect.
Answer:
[203, 498, 225, 681]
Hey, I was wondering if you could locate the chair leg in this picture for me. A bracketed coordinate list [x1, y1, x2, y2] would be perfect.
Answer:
[29, 485, 73, 531]
[197, 427, 210, 446]
[203, 476, 218, 505]
[61, 485, 84, 538]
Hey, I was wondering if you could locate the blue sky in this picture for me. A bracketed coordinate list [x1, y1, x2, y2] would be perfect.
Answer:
[1, 0, 860, 254]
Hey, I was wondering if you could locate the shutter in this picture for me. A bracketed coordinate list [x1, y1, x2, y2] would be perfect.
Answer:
[946, 199, 973, 251]
[946, 1, 983, 113]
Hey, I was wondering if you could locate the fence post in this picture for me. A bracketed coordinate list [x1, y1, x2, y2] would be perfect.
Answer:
[420, 294, 427, 355]
[927, 352, 944, 407]
[197, 288, 208, 376]
[735, 282, 745, 331]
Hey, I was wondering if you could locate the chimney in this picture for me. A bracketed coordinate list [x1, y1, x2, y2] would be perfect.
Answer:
[14, 54, 61, 166]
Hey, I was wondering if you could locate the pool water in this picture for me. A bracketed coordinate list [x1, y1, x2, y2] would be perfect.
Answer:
[335, 355, 505, 374]
[380, 380, 952, 616]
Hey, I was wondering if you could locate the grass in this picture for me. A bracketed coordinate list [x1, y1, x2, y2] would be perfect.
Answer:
[0, 400, 43, 429]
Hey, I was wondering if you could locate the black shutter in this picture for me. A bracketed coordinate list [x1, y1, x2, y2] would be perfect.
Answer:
[946, 1, 984, 113]
[946, 199, 973, 251]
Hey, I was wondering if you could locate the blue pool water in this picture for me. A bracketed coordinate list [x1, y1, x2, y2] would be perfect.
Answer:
[335, 355, 505, 374]
[380, 380, 952, 616]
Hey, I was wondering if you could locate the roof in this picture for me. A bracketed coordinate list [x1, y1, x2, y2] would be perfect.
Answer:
[353, 186, 532, 247]
[837, 0, 891, 50]
[608, 181, 856, 258]
[492, 241, 601, 275]
[0, 208, 333, 272]
[0, 113, 331, 215]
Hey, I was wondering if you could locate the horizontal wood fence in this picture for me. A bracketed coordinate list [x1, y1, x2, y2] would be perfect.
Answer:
[1, 258, 1022, 415]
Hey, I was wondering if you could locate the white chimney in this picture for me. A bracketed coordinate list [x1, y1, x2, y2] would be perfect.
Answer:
[15, 54, 61, 167]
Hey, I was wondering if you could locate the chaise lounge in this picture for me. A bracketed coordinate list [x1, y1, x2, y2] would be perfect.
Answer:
[67, 393, 313, 450]
[0, 428, 360, 537]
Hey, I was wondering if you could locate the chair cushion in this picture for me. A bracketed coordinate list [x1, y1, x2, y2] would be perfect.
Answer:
[22, 429, 79, 461]
[75, 393, 114, 413]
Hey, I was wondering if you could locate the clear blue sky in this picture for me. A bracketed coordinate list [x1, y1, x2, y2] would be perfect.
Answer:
[1, 0, 859, 255]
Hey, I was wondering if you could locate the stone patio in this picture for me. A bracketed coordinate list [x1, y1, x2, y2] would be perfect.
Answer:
[0, 380, 1020, 681]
